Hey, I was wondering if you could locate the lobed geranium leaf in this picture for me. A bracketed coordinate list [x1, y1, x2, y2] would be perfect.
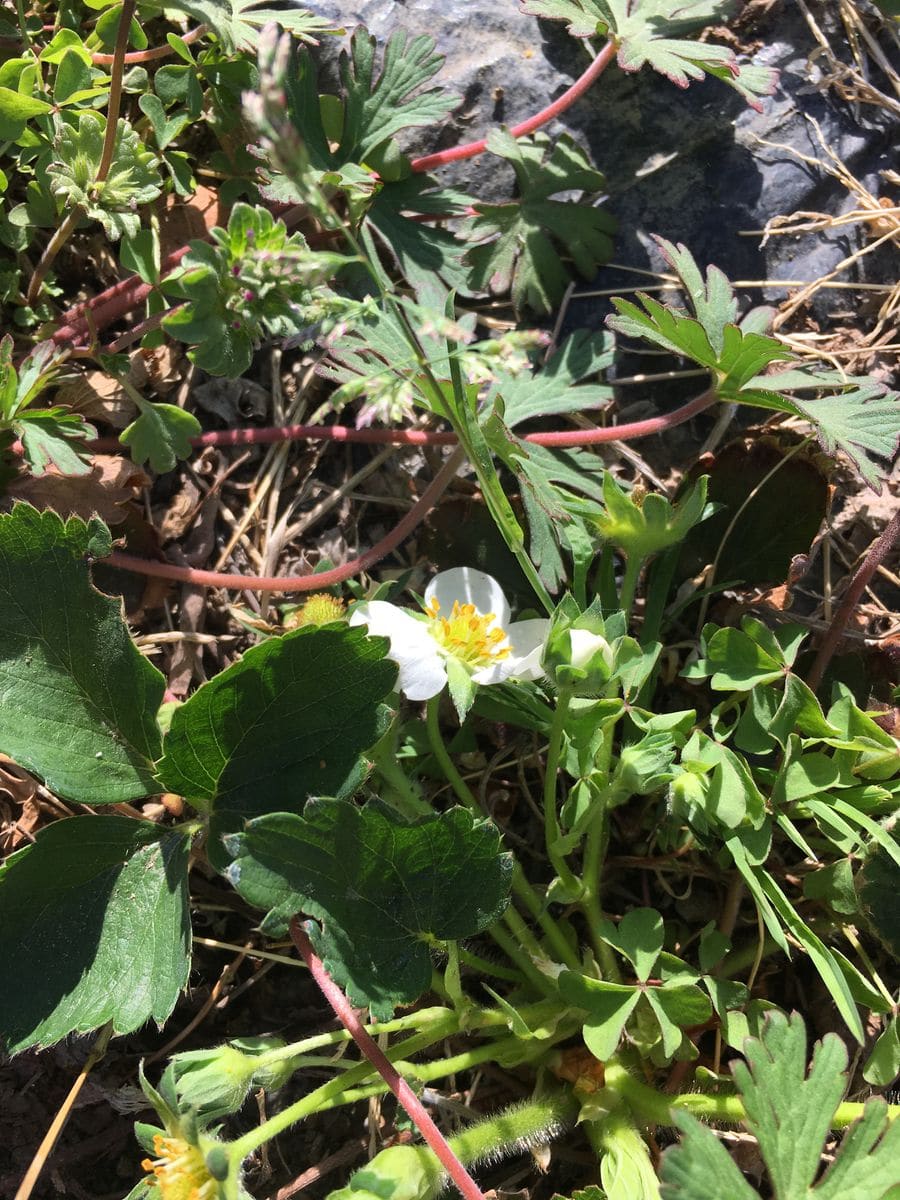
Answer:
[226, 801, 513, 1018]
[157, 625, 397, 863]
[120, 400, 201, 473]
[466, 130, 615, 314]
[495, 330, 615, 427]
[521, 0, 777, 106]
[662, 1012, 900, 1199]
[0, 504, 164, 803]
[0, 816, 191, 1052]
[158, 0, 341, 53]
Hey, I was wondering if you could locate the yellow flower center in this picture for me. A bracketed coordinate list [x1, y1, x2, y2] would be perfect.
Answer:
[426, 598, 511, 667]
[141, 1134, 218, 1200]
[284, 592, 346, 629]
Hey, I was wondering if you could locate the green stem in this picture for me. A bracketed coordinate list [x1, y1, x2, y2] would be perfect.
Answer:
[488, 920, 559, 999]
[426, 700, 576, 975]
[603, 1059, 900, 1130]
[543, 688, 582, 898]
[580, 719, 621, 982]
[298, 1032, 573, 1116]
[457, 946, 523, 984]
[370, 720, 431, 819]
[229, 1019, 458, 1163]
[618, 555, 643, 622]
[425, 695, 478, 808]
[512, 865, 580, 971]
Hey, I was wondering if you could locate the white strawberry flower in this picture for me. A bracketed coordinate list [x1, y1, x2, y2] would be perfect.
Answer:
[349, 567, 550, 702]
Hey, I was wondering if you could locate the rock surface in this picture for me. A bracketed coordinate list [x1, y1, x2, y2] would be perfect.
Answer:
[309, 0, 898, 325]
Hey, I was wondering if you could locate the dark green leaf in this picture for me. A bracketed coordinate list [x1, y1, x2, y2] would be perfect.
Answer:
[466, 130, 615, 314]
[227, 801, 512, 1018]
[0, 816, 190, 1052]
[0, 505, 164, 803]
[157, 625, 396, 830]
[496, 330, 615, 427]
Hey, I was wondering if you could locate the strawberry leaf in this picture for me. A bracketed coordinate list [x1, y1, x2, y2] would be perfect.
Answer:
[466, 130, 615, 313]
[521, 0, 778, 108]
[226, 802, 512, 1018]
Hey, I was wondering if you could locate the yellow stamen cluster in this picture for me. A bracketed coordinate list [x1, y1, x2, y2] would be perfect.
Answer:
[284, 593, 346, 630]
[426, 598, 510, 667]
[141, 1133, 218, 1200]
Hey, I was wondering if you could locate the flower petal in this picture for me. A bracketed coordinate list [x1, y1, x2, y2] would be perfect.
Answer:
[349, 601, 447, 701]
[506, 618, 551, 679]
[424, 567, 510, 628]
[471, 620, 550, 685]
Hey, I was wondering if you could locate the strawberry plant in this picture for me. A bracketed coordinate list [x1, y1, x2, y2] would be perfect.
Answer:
[0, 1, 899, 1199]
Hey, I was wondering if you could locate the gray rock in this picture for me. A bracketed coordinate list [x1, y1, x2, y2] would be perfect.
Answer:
[306, 0, 898, 324]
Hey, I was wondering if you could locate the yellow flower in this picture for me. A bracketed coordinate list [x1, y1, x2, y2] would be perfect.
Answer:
[141, 1132, 219, 1200]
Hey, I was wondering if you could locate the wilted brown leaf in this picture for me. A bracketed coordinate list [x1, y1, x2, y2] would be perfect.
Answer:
[5, 455, 149, 525]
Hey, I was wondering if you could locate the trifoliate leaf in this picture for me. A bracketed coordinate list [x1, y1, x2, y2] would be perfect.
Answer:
[0, 816, 190, 1052]
[466, 130, 615, 314]
[520, 0, 777, 107]
[120, 400, 201, 472]
[157, 625, 397, 861]
[0, 504, 164, 803]
[226, 801, 513, 1018]
[661, 1011, 900, 1199]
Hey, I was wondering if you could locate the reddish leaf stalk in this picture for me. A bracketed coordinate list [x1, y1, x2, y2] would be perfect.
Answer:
[51, 40, 617, 348]
[106, 444, 466, 592]
[806, 504, 900, 692]
[410, 39, 617, 173]
[288, 918, 488, 1200]
[89, 23, 206, 65]
[88, 387, 718, 454]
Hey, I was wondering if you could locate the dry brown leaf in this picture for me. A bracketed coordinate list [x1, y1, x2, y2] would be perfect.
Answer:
[158, 185, 222, 259]
[5, 454, 149, 525]
[0, 756, 41, 851]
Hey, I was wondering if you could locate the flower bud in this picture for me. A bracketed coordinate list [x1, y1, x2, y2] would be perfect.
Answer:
[542, 625, 614, 695]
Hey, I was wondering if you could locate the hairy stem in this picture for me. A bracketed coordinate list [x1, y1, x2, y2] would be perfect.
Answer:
[542, 689, 583, 898]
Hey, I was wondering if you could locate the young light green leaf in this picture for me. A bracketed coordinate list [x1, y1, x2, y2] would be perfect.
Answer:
[120, 400, 201, 472]
[47, 113, 163, 241]
[0, 816, 190, 1052]
[557, 973, 642, 1060]
[0, 504, 164, 803]
[662, 1012, 900, 1199]
[226, 801, 512, 1018]
[466, 130, 615, 314]
[157, 624, 396, 842]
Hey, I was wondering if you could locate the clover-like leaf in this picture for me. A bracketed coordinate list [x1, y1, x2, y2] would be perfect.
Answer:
[226, 801, 513, 1018]
[47, 113, 163, 240]
[466, 130, 616, 314]
[521, 0, 777, 107]
[0, 504, 164, 803]
[661, 1012, 900, 1199]
[0, 816, 191, 1052]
